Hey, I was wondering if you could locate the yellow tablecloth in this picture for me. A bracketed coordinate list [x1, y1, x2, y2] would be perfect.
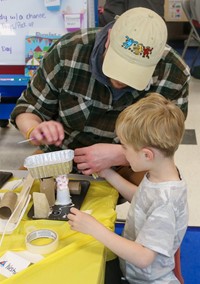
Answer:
[0, 179, 119, 284]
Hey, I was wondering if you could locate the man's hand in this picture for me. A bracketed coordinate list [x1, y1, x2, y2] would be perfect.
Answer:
[29, 121, 64, 146]
[74, 143, 127, 175]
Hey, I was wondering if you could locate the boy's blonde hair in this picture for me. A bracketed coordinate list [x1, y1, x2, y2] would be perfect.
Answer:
[116, 93, 185, 157]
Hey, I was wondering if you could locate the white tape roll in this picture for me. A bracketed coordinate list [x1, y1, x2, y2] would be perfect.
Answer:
[25, 229, 58, 255]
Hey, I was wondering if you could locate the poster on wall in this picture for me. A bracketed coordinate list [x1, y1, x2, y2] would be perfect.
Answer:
[164, 0, 187, 22]
[0, 0, 90, 65]
[24, 35, 60, 77]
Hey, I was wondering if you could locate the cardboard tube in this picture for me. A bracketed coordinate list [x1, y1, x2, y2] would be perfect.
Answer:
[0, 192, 18, 219]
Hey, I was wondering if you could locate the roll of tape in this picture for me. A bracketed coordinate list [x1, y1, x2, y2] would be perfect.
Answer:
[26, 229, 58, 255]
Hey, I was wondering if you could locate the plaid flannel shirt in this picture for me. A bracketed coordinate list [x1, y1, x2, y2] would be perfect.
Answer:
[11, 28, 190, 151]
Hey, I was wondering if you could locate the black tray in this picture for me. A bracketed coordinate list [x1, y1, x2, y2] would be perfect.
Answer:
[28, 180, 90, 221]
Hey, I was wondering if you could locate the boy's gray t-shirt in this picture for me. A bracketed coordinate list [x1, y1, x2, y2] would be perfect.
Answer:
[120, 174, 188, 284]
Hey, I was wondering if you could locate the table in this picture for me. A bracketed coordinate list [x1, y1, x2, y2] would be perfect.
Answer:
[0, 171, 119, 284]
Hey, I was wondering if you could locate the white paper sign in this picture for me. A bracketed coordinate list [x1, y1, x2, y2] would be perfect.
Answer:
[0, 251, 31, 278]
[64, 14, 81, 29]
[44, 0, 60, 8]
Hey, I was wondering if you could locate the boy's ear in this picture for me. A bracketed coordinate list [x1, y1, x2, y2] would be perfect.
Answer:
[105, 29, 111, 49]
[142, 148, 154, 160]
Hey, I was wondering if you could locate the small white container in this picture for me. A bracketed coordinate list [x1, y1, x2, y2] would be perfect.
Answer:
[24, 150, 74, 179]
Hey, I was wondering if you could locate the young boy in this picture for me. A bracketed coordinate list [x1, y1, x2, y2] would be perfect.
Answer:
[67, 93, 188, 283]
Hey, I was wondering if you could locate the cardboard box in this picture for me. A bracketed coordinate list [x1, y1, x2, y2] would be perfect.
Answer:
[164, 0, 188, 22]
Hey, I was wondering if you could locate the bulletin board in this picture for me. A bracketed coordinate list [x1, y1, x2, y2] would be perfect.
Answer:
[0, 0, 89, 65]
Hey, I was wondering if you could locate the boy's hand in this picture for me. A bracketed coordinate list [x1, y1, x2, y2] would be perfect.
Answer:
[67, 207, 97, 235]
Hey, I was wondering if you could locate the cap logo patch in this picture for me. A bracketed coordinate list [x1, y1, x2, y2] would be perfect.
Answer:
[122, 36, 153, 59]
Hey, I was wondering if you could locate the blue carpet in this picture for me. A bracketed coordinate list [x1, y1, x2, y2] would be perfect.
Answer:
[165, 41, 200, 283]
[115, 40, 200, 284]
[168, 39, 200, 68]
[115, 224, 200, 283]
[162, 41, 200, 283]
[181, 227, 200, 284]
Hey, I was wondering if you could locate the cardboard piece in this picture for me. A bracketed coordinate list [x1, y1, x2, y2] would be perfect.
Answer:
[69, 181, 81, 195]
[11, 173, 34, 223]
[33, 192, 50, 219]
[40, 178, 56, 206]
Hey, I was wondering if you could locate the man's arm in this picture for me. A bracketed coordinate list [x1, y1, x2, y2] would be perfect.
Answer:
[16, 113, 64, 146]
[74, 143, 129, 175]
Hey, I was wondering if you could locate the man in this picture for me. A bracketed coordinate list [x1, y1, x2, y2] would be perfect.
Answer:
[11, 8, 190, 183]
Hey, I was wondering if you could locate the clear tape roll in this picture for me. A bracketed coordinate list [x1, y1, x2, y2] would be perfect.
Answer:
[25, 229, 58, 255]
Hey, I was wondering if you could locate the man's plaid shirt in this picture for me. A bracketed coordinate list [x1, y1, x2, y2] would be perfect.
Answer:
[11, 28, 190, 151]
